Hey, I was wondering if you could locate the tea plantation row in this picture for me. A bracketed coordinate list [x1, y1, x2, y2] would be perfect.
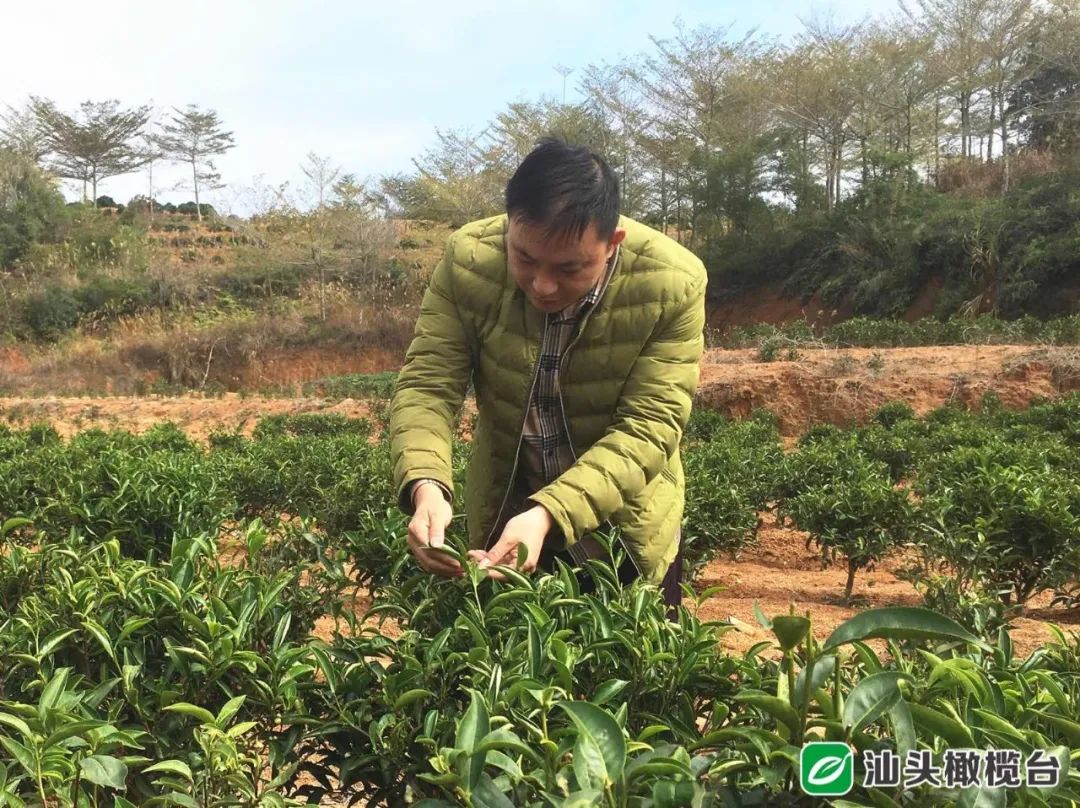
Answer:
[0, 399, 1078, 806]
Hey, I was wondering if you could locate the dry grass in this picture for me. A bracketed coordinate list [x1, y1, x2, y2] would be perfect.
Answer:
[3, 287, 417, 396]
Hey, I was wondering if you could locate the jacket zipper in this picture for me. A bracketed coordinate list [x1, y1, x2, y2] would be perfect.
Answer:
[556, 318, 642, 576]
[484, 323, 544, 549]
[555, 248, 642, 575]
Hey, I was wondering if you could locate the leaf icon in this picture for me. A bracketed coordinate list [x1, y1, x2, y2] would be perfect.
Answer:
[808, 755, 847, 786]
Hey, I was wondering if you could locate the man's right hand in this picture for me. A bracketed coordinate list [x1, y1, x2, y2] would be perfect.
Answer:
[407, 483, 461, 577]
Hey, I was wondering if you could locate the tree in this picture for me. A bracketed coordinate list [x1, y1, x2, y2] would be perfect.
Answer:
[332, 173, 380, 214]
[770, 21, 864, 213]
[632, 21, 769, 240]
[154, 105, 235, 223]
[0, 149, 69, 267]
[406, 128, 502, 225]
[300, 152, 341, 212]
[489, 97, 612, 175]
[580, 62, 653, 219]
[299, 152, 342, 320]
[31, 98, 152, 204]
[901, 0, 998, 161]
[979, 0, 1035, 186]
[135, 133, 166, 223]
[1010, 0, 1080, 155]
[0, 100, 49, 163]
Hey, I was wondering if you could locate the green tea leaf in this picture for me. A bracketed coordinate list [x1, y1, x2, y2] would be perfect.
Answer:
[143, 759, 193, 780]
[590, 679, 629, 706]
[38, 629, 78, 659]
[888, 700, 916, 760]
[572, 725, 608, 790]
[772, 615, 810, 651]
[824, 608, 989, 651]
[163, 702, 216, 725]
[216, 695, 246, 727]
[843, 672, 909, 735]
[957, 781, 1006, 808]
[558, 700, 627, 784]
[80, 755, 128, 789]
[472, 772, 515, 808]
[733, 693, 801, 736]
[0, 713, 32, 740]
[794, 655, 836, 710]
[1026, 710, 1080, 745]
[908, 703, 975, 747]
[82, 619, 117, 663]
[393, 689, 435, 711]
[456, 689, 490, 791]
[0, 736, 34, 774]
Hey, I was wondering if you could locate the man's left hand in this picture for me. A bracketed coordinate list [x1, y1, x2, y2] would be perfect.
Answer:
[474, 505, 552, 579]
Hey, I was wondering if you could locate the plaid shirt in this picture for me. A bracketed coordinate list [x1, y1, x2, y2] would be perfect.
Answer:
[520, 246, 620, 565]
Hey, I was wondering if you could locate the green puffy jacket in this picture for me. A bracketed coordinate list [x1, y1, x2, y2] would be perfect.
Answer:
[389, 213, 706, 582]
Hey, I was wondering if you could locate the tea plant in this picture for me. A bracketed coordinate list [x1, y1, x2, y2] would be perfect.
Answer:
[915, 444, 1080, 605]
[779, 452, 918, 602]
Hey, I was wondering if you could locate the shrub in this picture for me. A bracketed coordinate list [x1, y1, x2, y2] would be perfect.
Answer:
[682, 413, 783, 572]
[916, 443, 1080, 605]
[779, 451, 918, 602]
[21, 287, 81, 339]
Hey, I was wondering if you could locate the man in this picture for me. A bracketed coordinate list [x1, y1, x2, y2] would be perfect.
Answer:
[389, 138, 706, 607]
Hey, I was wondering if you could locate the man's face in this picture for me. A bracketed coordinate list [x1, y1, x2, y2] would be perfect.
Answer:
[507, 217, 626, 313]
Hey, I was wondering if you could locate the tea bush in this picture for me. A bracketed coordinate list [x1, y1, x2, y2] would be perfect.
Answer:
[0, 407, 1079, 805]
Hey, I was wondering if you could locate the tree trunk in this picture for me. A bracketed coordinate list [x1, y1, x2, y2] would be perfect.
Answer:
[192, 158, 202, 223]
[906, 104, 913, 156]
[319, 264, 326, 321]
[826, 144, 834, 213]
[960, 91, 971, 158]
[987, 91, 997, 164]
[844, 559, 858, 603]
[933, 97, 941, 183]
[148, 159, 155, 225]
[801, 131, 810, 212]
[674, 170, 683, 243]
[659, 165, 668, 231]
[1000, 83, 1011, 194]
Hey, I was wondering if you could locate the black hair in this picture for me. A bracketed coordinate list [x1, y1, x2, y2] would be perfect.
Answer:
[505, 137, 620, 242]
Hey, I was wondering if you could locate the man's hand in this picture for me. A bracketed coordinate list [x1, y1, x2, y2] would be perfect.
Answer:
[475, 505, 553, 579]
[407, 483, 461, 577]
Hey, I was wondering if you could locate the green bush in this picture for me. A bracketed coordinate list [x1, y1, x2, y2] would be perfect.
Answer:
[682, 412, 783, 572]
[21, 287, 81, 339]
[779, 450, 918, 601]
[304, 370, 400, 400]
[73, 273, 156, 319]
[251, 412, 372, 439]
[916, 442, 1080, 604]
[0, 150, 70, 267]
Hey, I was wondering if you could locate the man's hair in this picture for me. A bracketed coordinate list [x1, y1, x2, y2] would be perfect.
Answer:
[505, 137, 620, 242]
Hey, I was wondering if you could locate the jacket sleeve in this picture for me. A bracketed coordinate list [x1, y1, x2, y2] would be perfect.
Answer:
[526, 271, 705, 545]
[389, 235, 474, 515]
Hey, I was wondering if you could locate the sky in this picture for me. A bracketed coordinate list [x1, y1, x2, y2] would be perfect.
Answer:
[3, 0, 897, 216]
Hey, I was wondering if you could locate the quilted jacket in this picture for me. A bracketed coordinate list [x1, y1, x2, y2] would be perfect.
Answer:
[389, 213, 706, 582]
